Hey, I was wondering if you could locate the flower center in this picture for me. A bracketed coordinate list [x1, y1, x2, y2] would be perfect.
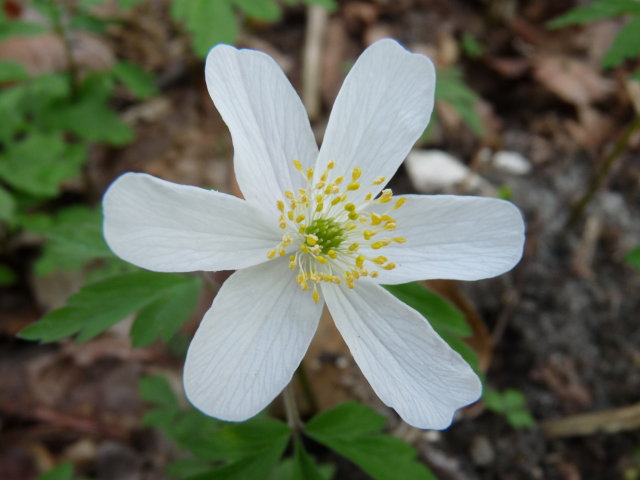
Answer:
[267, 160, 406, 303]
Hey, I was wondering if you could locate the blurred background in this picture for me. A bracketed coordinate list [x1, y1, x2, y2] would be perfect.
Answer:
[0, 0, 639, 479]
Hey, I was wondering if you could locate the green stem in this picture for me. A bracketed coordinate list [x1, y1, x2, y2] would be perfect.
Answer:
[282, 382, 303, 438]
[566, 115, 640, 229]
[50, 0, 79, 96]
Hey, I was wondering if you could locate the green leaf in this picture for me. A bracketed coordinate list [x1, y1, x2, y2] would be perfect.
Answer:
[436, 67, 485, 136]
[19, 271, 200, 342]
[306, 402, 436, 480]
[0, 133, 86, 197]
[625, 245, 640, 269]
[291, 439, 326, 480]
[36, 463, 73, 480]
[302, 0, 337, 11]
[112, 61, 157, 99]
[0, 185, 16, 223]
[0, 21, 47, 42]
[602, 17, 640, 68]
[632, 70, 640, 81]
[461, 33, 484, 58]
[232, 0, 281, 21]
[31, 206, 114, 275]
[139, 374, 179, 407]
[0, 60, 28, 83]
[484, 388, 535, 429]
[130, 275, 201, 347]
[384, 282, 470, 336]
[172, 0, 238, 56]
[0, 264, 17, 286]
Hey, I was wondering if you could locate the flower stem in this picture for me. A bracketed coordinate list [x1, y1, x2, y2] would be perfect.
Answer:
[282, 382, 303, 437]
[565, 115, 640, 229]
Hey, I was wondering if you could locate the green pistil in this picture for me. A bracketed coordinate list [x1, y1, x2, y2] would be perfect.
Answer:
[306, 217, 345, 253]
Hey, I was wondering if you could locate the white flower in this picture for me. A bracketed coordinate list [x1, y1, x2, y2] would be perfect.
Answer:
[102, 39, 524, 429]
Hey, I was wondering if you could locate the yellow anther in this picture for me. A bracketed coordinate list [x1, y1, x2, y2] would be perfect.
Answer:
[285, 190, 294, 200]
[313, 286, 319, 303]
[352, 167, 362, 181]
[298, 225, 307, 234]
[315, 194, 323, 203]
[324, 184, 334, 195]
[384, 223, 396, 230]
[394, 198, 406, 209]
[295, 214, 305, 223]
[382, 262, 396, 270]
[327, 249, 338, 259]
[267, 249, 276, 259]
[370, 271, 379, 278]
[348, 243, 359, 251]
[311, 245, 321, 255]
[373, 256, 387, 265]
[347, 182, 360, 191]
[287, 211, 294, 220]
[370, 213, 382, 225]
[293, 159, 303, 172]
[306, 234, 318, 246]
[279, 221, 286, 229]
[365, 193, 373, 201]
[334, 176, 344, 185]
[315, 181, 326, 190]
[331, 197, 342, 206]
[316, 256, 328, 265]
[306, 167, 314, 181]
[344, 203, 356, 212]
[279, 249, 285, 256]
[356, 255, 365, 268]
[300, 244, 310, 253]
[277, 200, 285, 212]
[378, 189, 393, 203]
[315, 202, 324, 212]
[348, 212, 359, 221]
[328, 161, 335, 169]
[371, 240, 390, 250]
[363, 230, 375, 240]
[393, 237, 407, 243]
[373, 176, 386, 185]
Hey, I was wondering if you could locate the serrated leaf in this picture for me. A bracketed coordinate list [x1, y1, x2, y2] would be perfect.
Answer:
[172, 0, 238, 57]
[0, 60, 28, 83]
[625, 245, 640, 269]
[130, 275, 201, 347]
[19, 271, 199, 342]
[306, 403, 436, 480]
[32, 206, 115, 275]
[112, 61, 157, 99]
[232, 0, 281, 21]
[36, 463, 73, 480]
[0, 133, 86, 197]
[0, 184, 16, 223]
[384, 282, 471, 337]
[602, 17, 640, 68]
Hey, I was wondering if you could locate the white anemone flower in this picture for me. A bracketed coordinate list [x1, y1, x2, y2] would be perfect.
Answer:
[103, 39, 524, 429]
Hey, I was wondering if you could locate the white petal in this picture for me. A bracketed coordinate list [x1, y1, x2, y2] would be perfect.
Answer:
[316, 39, 435, 199]
[322, 281, 481, 429]
[184, 258, 323, 421]
[364, 194, 525, 284]
[205, 44, 318, 214]
[103, 172, 281, 272]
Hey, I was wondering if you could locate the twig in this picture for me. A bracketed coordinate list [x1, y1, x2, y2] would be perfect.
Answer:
[542, 403, 640, 438]
[565, 115, 640, 229]
[302, 5, 328, 121]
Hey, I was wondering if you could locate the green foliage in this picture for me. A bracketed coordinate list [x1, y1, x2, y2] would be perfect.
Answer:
[548, 0, 640, 69]
[139, 376, 292, 480]
[0, 60, 29, 83]
[384, 282, 479, 372]
[113, 61, 158, 99]
[625, 245, 640, 269]
[0, 184, 16, 223]
[632, 70, 640, 81]
[305, 402, 436, 480]
[171, 0, 337, 57]
[19, 271, 201, 343]
[36, 463, 74, 480]
[435, 67, 485, 136]
[484, 388, 535, 429]
[461, 33, 484, 59]
[0, 264, 16, 286]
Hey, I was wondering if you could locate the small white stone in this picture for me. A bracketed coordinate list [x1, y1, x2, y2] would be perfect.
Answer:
[488, 150, 532, 175]
[405, 149, 492, 193]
